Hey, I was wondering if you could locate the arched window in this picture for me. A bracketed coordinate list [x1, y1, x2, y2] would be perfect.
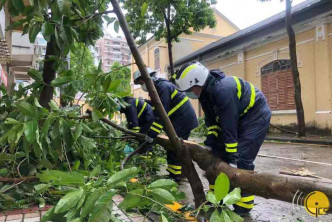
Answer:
[261, 60, 295, 111]
[154, 48, 160, 70]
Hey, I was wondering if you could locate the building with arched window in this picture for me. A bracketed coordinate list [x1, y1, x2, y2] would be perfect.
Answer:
[174, 0, 332, 134]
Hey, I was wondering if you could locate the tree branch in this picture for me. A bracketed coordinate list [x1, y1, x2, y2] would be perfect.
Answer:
[72, 10, 114, 22]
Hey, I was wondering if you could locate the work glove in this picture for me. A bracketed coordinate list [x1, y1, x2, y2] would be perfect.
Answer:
[145, 135, 154, 144]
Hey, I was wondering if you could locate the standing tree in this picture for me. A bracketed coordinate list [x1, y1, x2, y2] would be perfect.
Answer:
[121, 0, 217, 76]
[260, 0, 306, 136]
[285, 0, 306, 136]
[2, 0, 115, 109]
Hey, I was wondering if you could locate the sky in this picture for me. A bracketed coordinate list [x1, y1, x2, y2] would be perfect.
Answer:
[105, 0, 306, 36]
[215, 0, 306, 29]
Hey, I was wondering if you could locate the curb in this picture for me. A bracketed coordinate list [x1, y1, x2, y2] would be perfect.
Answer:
[265, 137, 332, 146]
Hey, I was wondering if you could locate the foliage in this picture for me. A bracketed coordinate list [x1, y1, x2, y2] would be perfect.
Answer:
[121, 0, 217, 44]
[191, 116, 208, 137]
[198, 173, 244, 222]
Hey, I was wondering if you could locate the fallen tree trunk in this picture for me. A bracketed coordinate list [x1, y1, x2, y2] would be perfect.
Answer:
[99, 117, 332, 204]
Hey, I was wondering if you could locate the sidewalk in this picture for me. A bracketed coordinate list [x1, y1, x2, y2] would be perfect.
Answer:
[265, 133, 332, 146]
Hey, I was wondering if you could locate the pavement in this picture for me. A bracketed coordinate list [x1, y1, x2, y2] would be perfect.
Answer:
[265, 133, 332, 145]
[177, 139, 332, 222]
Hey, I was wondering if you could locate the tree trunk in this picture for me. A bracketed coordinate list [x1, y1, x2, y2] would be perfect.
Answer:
[99, 117, 332, 206]
[285, 0, 306, 137]
[164, 6, 175, 77]
[39, 38, 57, 109]
[110, 0, 206, 208]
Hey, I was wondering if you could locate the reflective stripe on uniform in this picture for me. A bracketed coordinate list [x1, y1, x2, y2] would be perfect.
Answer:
[171, 90, 178, 99]
[226, 142, 238, 148]
[208, 125, 221, 130]
[168, 97, 189, 116]
[132, 129, 140, 133]
[150, 127, 161, 133]
[226, 147, 237, 153]
[137, 102, 147, 118]
[168, 164, 181, 170]
[135, 98, 139, 106]
[235, 202, 254, 209]
[233, 76, 242, 100]
[132, 127, 140, 130]
[242, 83, 256, 115]
[180, 64, 197, 79]
[152, 122, 163, 129]
[239, 195, 255, 202]
[166, 167, 181, 175]
[207, 131, 218, 137]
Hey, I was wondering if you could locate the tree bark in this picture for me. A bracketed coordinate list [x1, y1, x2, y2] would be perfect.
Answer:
[39, 38, 57, 109]
[285, 0, 306, 137]
[163, 6, 175, 77]
[110, 0, 206, 208]
[98, 116, 332, 205]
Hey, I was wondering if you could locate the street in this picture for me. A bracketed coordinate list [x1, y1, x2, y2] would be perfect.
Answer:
[178, 140, 332, 222]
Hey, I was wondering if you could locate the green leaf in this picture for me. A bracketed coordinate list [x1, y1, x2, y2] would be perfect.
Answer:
[39, 159, 54, 169]
[73, 123, 83, 140]
[16, 101, 35, 117]
[76, 189, 86, 210]
[57, 0, 72, 14]
[38, 170, 85, 186]
[60, 119, 73, 148]
[34, 98, 43, 108]
[72, 160, 80, 171]
[0, 168, 8, 176]
[107, 167, 138, 188]
[224, 208, 244, 222]
[24, 120, 38, 143]
[88, 189, 116, 222]
[92, 109, 103, 122]
[49, 100, 60, 111]
[41, 207, 55, 222]
[210, 210, 223, 222]
[206, 192, 218, 205]
[147, 179, 177, 190]
[54, 188, 84, 213]
[27, 69, 43, 81]
[149, 188, 175, 204]
[221, 210, 232, 222]
[103, 16, 116, 26]
[114, 20, 120, 33]
[90, 165, 101, 177]
[42, 22, 54, 41]
[29, 24, 41, 43]
[51, 76, 74, 87]
[223, 188, 241, 205]
[5, 118, 22, 125]
[141, 2, 148, 17]
[12, 0, 24, 12]
[215, 173, 230, 202]
[161, 213, 169, 222]
[5, 18, 26, 31]
[43, 117, 55, 135]
[34, 184, 51, 194]
[118, 189, 144, 210]
[81, 188, 104, 218]
[107, 79, 121, 92]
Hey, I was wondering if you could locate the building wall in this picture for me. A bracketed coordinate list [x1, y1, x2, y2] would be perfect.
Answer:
[186, 19, 332, 132]
[131, 10, 238, 117]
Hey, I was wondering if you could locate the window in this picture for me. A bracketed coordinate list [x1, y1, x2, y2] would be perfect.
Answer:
[261, 60, 295, 111]
[114, 54, 121, 59]
[113, 48, 120, 52]
[154, 48, 160, 70]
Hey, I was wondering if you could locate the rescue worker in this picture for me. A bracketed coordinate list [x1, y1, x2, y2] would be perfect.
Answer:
[133, 68, 198, 182]
[119, 96, 155, 154]
[173, 61, 271, 215]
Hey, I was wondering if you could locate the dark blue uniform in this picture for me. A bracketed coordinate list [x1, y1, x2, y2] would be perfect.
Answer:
[146, 78, 198, 177]
[200, 70, 271, 212]
[121, 97, 154, 134]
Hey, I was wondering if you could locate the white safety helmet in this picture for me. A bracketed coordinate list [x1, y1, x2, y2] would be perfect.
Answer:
[133, 67, 156, 84]
[174, 61, 209, 91]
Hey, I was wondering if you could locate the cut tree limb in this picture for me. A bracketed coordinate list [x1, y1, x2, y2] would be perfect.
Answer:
[96, 115, 332, 205]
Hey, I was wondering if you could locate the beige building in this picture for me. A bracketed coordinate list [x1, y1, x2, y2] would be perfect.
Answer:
[131, 8, 239, 115]
[174, 0, 332, 134]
